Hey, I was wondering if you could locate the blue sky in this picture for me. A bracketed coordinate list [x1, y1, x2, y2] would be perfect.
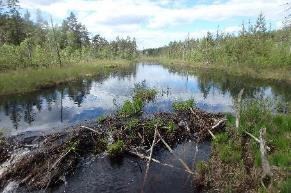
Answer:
[19, 0, 288, 49]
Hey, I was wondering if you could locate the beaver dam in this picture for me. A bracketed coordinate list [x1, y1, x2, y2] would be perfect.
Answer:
[0, 84, 226, 192]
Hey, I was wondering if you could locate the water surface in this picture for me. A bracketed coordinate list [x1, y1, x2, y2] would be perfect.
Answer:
[0, 63, 290, 135]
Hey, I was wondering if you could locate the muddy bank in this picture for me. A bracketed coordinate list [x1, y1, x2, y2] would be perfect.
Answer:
[0, 106, 225, 192]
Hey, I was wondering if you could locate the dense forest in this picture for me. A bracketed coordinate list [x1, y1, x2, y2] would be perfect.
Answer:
[0, 0, 137, 71]
[144, 13, 291, 67]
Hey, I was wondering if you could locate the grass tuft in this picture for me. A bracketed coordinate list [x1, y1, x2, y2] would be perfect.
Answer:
[172, 99, 195, 111]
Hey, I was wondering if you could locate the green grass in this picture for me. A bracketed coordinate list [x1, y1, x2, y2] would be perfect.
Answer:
[0, 59, 132, 96]
[201, 98, 290, 192]
[172, 99, 195, 111]
[141, 56, 291, 84]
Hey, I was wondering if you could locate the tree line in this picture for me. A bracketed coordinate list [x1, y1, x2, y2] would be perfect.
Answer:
[144, 13, 291, 67]
[0, 0, 138, 71]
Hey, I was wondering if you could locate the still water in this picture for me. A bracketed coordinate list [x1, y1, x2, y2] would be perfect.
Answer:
[0, 63, 290, 135]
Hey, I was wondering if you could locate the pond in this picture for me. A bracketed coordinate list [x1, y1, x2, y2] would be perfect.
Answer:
[0, 63, 290, 135]
[1, 63, 290, 193]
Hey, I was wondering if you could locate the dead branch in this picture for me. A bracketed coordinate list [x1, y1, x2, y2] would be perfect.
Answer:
[156, 130, 194, 175]
[128, 150, 195, 175]
[207, 130, 216, 139]
[80, 126, 102, 134]
[244, 130, 270, 151]
[190, 107, 200, 120]
[142, 126, 158, 189]
[236, 89, 244, 129]
[208, 119, 226, 139]
[211, 119, 226, 130]
[259, 128, 272, 188]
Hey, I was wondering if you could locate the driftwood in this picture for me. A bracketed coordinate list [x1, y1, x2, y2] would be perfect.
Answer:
[259, 128, 273, 188]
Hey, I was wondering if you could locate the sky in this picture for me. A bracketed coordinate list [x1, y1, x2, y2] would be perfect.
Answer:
[19, 0, 289, 49]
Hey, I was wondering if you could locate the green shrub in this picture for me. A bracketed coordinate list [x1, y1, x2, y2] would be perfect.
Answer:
[126, 118, 140, 129]
[145, 117, 164, 129]
[107, 140, 125, 157]
[172, 99, 195, 111]
[165, 120, 176, 133]
[118, 98, 143, 117]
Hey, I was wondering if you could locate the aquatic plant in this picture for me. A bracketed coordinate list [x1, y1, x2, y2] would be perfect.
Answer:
[118, 98, 143, 117]
[172, 99, 195, 111]
[107, 140, 125, 157]
[133, 80, 157, 102]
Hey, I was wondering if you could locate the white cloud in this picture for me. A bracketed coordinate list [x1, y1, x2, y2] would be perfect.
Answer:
[19, 0, 286, 48]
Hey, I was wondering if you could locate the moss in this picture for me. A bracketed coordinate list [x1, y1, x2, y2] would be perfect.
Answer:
[107, 140, 125, 157]
[172, 99, 195, 111]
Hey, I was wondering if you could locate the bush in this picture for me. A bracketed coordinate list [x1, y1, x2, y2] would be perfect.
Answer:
[107, 140, 124, 157]
[165, 120, 176, 133]
[118, 98, 143, 117]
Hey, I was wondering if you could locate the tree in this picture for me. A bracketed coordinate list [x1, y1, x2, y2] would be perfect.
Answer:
[255, 13, 267, 34]
[61, 12, 90, 49]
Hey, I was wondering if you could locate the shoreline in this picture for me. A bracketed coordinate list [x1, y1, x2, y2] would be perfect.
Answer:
[140, 57, 291, 84]
[1, 58, 290, 97]
[0, 59, 134, 96]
